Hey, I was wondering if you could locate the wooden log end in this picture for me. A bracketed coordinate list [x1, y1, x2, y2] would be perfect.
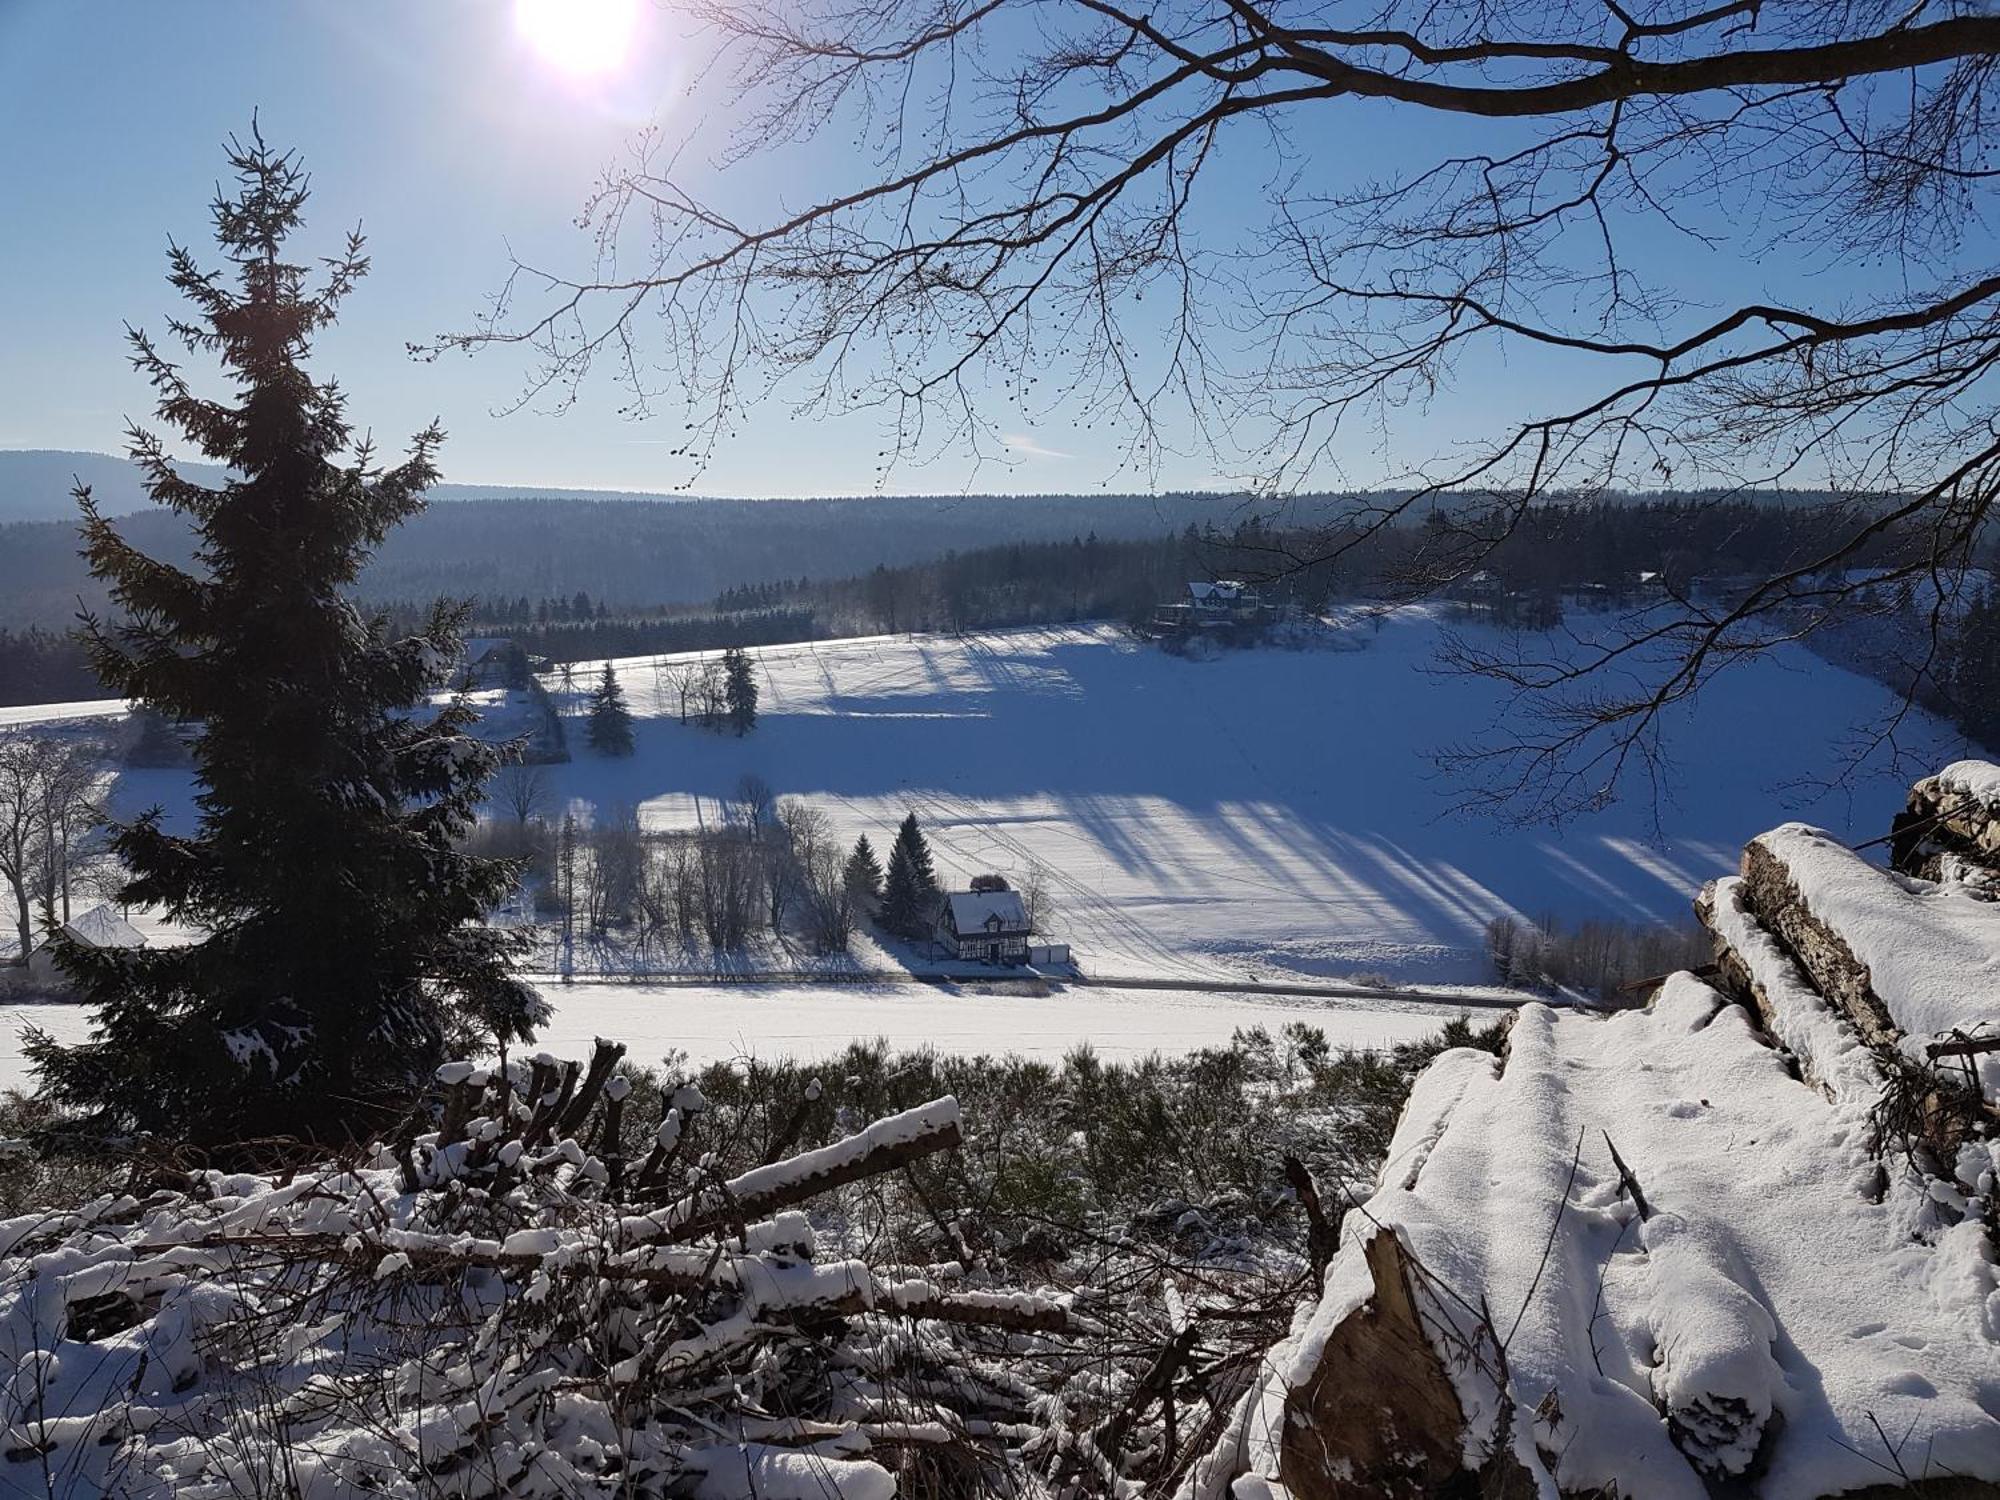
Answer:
[1278, 1227, 1468, 1500]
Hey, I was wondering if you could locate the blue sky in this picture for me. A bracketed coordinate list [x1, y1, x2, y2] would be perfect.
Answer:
[0, 2, 1908, 497]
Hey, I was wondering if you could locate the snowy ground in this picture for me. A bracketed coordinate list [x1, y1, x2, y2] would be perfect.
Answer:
[531, 610, 1963, 987]
[533, 981, 1446, 1070]
[0, 697, 125, 729]
[0, 606, 1968, 1085]
[0, 982, 1446, 1093]
[8, 615, 1972, 989]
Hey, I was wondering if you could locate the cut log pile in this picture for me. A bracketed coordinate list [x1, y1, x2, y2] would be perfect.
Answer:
[1187, 763, 2000, 1500]
[0, 1041, 1288, 1498]
[1707, 770, 2000, 1112]
[1892, 759, 2000, 894]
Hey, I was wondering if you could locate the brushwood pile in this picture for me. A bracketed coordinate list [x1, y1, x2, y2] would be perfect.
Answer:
[1191, 760, 2000, 1500]
[0, 1040, 1308, 1498]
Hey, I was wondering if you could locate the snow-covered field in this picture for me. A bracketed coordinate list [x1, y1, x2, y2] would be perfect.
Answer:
[529, 610, 1962, 987]
[0, 606, 1969, 1088]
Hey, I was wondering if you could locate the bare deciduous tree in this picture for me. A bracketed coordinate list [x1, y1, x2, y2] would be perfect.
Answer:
[658, 659, 704, 726]
[734, 772, 777, 835]
[802, 839, 857, 953]
[696, 660, 730, 731]
[696, 830, 758, 950]
[438, 0, 2000, 817]
[1018, 859, 1057, 934]
[0, 734, 108, 964]
[587, 804, 646, 932]
[493, 759, 553, 827]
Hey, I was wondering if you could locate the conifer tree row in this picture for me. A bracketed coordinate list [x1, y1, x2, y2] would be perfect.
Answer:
[587, 663, 635, 756]
[27, 133, 546, 1144]
[723, 646, 758, 736]
[880, 813, 939, 939]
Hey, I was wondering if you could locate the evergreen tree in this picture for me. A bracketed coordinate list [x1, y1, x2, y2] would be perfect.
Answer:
[723, 646, 758, 735]
[1942, 586, 2000, 749]
[500, 639, 532, 691]
[843, 834, 883, 906]
[586, 663, 636, 755]
[879, 813, 939, 938]
[26, 134, 545, 1144]
[122, 707, 190, 769]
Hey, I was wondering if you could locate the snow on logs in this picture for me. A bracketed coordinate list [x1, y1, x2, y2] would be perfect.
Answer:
[1892, 758, 2000, 891]
[1193, 764, 2000, 1500]
[1714, 817, 2000, 1105]
[1200, 985, 2000, 1500]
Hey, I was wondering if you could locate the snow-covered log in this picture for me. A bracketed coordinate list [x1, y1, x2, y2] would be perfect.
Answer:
[1737, 823, 2000, 1103]
[1892, 759, 2000, 889]
[1734, 827, 1904, 1052]
[1695, 876, 1886, 1107]
[646, 1096, 964, 1241]
[1196, 985, 2000, 1500]
[1275, 1226, 1467, 1498]
[1640, 1212, 1783, 1482]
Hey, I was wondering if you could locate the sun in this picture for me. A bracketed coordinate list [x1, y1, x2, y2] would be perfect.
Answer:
[514, 0, 641, 75]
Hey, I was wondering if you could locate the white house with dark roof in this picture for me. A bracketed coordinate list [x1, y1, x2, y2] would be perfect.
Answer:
[1185, 579, 1263, 615]
[935, 879, 1033, 965]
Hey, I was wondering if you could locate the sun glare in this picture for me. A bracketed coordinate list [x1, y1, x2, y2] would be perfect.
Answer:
[514, 0, 640, 75]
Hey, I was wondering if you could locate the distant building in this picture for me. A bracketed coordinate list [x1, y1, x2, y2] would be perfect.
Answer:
[25, 903, 147, 986]
[1186, 580, 1265, 617]
[460, 637, 519, 688]
[1149, 580, 1278, 637]
[935, 877, 1033, 965]
[1452, 569, 1503, 604]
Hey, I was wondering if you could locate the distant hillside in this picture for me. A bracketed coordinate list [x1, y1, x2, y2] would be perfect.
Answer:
[2, 448, 1871, 525]
[0, 448, 734, 522]
[0, 450, 228, 522]
[0, 488, 1246, 630]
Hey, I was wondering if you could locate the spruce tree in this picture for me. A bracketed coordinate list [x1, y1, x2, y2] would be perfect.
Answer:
[26, 133, 545, 1144]
[587, 664, 636, 756]
[843, 834, 884, 906]
[1942, 587, 2000, 748]
[880, 813, 939, 938]
[723, 647, 758, 735]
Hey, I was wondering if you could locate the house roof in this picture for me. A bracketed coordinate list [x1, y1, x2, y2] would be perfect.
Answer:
[1188, 580, 1254, 604]
[62, 904, 146, 949]
[463, 637, 514, 661]
[944, 889, 1030, 933]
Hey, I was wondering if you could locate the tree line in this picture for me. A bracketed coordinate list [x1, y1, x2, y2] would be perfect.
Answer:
[11, 495, 1993, 717]
[481, 775, 953, 968]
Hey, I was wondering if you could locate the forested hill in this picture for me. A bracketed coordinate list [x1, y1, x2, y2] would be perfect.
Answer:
[0, 491, 1241, 631]
[7, 448, 1127, 522]
[0, 449, 771, 522]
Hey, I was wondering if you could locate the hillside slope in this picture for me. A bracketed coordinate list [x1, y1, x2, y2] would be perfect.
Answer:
[8, 609, 1965, 988]
[528, 610, 1965, 987]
